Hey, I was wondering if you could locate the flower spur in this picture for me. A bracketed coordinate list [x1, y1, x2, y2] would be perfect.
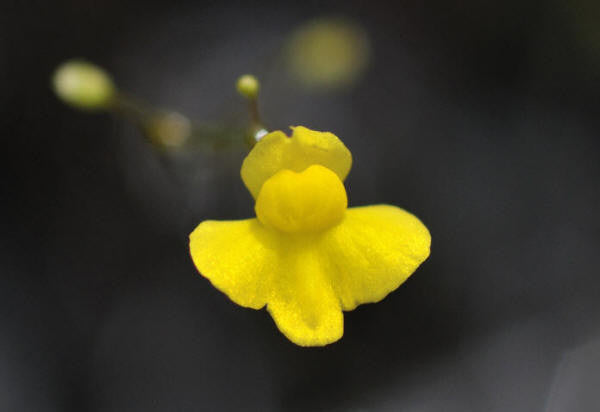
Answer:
[189, 126, 431, 346]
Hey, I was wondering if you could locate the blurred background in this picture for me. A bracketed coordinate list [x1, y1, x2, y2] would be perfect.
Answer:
[2, 0, 600, 411]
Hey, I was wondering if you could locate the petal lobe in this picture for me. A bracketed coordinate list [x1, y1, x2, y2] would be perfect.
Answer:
[320, 204, 431, 310]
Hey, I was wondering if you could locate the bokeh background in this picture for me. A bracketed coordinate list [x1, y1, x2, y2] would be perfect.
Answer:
[2, 1, 600, 411]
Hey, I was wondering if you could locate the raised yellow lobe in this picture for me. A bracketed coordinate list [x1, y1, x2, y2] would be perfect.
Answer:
[255, 165, 347, 233]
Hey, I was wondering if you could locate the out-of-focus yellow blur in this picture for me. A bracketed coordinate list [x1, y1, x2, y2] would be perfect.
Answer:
[285, 18, 370, 91]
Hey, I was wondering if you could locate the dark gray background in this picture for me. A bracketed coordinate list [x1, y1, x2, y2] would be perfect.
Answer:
[1, 1, 599, 411]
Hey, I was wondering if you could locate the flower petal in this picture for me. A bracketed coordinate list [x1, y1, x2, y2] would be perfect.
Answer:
[267, 245, 343, 346]
[189, 219, 278, 309]
[241, 126, 352, 198]
[320, 205, 431, 310]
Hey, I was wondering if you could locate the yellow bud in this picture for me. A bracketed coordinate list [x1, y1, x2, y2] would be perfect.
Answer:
[236, 74, 260, 99]
[146, 111, 191, 149]
[52, 59, 116, 110]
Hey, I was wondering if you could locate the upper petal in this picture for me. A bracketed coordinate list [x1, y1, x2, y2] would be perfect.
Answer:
[319, 204, 431, 310]
[189, 218, 278, 309]
[241, 126, 352, 199]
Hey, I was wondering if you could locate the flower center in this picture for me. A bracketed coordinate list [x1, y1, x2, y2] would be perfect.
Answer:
[255, 164, 347, 233]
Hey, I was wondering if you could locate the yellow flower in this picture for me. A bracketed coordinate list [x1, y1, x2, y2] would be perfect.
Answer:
[189, 126, 431, 346]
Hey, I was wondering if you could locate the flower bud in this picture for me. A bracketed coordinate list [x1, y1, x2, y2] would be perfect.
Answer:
[52, 60, 116, 110]
[146, 111, 191, 149]
[236, 74, 260, 99]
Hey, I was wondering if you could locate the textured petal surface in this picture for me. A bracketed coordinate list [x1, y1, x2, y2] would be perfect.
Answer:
[241, 126, 352, 198]
[189, 219, 278, 309]
[190, 220, 344, 346]
[319, 204, 431, 310]
[189, 205, 430, 346]
[266, 241, 343, 346]
[255, 165, 347, 233]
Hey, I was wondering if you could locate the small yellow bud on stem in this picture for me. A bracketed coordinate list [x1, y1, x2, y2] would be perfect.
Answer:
[236, 74, 267, 148]
[236, 74, 260, 99]
[52, 59, 116, 110]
